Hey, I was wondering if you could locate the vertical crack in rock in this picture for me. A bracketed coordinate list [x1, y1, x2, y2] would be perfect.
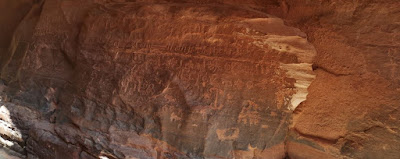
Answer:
[242, 17, 317, 111]
[280, 63, 315, 110]
[261, 31, 316, 111]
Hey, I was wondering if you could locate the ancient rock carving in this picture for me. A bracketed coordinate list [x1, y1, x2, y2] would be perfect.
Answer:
[2, 0, 398, 159]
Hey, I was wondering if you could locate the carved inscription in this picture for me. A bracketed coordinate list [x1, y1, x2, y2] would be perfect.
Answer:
[81, 6, 289, 120]
[29, 4, 317, 158]
[238, 100, 262, 125]
[216, 128, 240, 141]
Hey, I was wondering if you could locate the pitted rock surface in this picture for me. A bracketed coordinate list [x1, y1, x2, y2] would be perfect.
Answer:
[0, 0, 399, 159]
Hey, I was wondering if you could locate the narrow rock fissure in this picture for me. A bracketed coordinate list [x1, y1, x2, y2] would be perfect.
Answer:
[312, 64, 352, 76]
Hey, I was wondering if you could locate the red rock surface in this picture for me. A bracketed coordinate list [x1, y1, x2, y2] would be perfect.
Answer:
[0, 0, 399, 158]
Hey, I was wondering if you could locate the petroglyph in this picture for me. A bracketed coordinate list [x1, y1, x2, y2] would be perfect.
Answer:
[170, 112, 182, 122]
[216, 128, 240, 141]
[4, 2, 321, 158]
[238, 100, 262, 125]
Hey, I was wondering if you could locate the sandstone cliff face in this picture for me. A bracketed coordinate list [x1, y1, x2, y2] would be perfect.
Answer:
[0, 0, 399, 159]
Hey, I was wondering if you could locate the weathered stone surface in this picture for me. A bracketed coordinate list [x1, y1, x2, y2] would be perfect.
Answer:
[283, 1, 400, 158]
[0, 0, 399, 159]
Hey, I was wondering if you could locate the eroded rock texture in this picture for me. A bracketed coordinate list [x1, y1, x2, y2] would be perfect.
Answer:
[0, 0, 399, 159]
[284, 1, 400, 158]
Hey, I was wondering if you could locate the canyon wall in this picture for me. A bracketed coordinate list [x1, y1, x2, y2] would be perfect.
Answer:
[0, 0, 399, 158]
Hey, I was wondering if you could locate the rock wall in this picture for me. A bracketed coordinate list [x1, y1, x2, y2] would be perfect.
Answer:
[0, 0, 399, 159]
[284, 1, 400, 158]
